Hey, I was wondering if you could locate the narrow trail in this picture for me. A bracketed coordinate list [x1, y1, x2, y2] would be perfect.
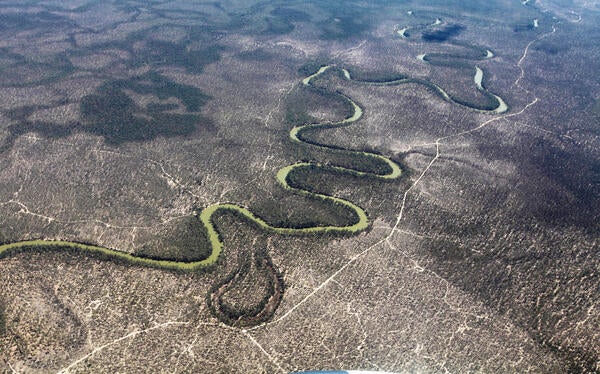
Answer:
[0, 56, 505, 273]
[248, 14, 560, 337]
[1, 17, 508, 335]
[0, 68, 403, 271]
[245, 13, 568, 373]
[56, 321, 190, 374]
[0, 4, 573, 373]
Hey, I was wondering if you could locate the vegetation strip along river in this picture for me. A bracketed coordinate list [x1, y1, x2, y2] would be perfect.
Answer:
[0, 54, 506, 274]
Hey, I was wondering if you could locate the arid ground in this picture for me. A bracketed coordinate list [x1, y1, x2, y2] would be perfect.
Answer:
[0, 0, 598, 373]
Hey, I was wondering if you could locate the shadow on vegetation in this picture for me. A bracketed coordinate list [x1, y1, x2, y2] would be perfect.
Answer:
[475, 133, 599, 230]
[237, 48, 274, 61]
[513, 23, 535, 32]
[131, 39, 223, 74]
[319, 15, 371, 40]
[422, 24, 465, 42]
[136, 216, 212, 262]
[533, 40, 570, 55]
[262, 6, 311, 35]
[0, 11, 75, 32]
[80, 72, 214, 144]
[2, 72, 213, 149]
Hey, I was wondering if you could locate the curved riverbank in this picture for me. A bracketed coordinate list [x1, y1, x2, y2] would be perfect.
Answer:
[0, 42, 507, 326]
[0, 65, 407, 272]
